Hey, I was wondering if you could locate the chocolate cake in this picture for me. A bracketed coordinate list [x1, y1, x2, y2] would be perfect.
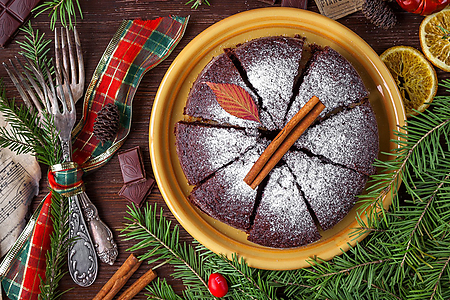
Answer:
[231, 36, 305, 129]
[176, 36, 379, 249]
[284, 150, 368, 230]
[285, 46, 369, 124]
[294, 101, 379, 175]
[184, 52, 275, 129]
[248, 165, 321, 248]
[175, 121, 258, 185]
[189, 142, 267, 231]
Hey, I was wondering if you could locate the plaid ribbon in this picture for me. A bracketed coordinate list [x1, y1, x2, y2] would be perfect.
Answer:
[0, 16, 189, 300]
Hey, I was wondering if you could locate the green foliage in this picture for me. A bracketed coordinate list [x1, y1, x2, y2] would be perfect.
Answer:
[16, 22, 53, 77]
[33, 0, 83, 30]
[185, 0, 210, 9]
[39, 191, 73, 300]
[0, 89, 60, 166]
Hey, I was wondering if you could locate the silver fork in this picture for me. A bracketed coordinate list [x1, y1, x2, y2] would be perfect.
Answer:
[54, 27, 118, 266]
[3, 57, 98, 287]
[55, 27, 84, 104]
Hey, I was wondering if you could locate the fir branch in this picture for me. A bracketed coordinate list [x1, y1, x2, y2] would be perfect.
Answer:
[121, 204, 212, 298]
[317, 258, 393, 277]
[185, 0, 210, 9]
[33, 0, 83, 30]
[0, 92, 60, 166]
[39, 191, 73, 300]
[431, 255, 450, 300]
[400, 173, 450, 267]
[16, 22, 52, 76]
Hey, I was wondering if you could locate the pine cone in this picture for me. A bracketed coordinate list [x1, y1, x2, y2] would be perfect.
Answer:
[93, 103, 120, 143]
[362, 0, 397, 29]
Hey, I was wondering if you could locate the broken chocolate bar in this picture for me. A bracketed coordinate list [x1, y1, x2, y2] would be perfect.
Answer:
[118, 177, 155, 207]
[0, 0, 41, 48]
[118, 146, 146, 184]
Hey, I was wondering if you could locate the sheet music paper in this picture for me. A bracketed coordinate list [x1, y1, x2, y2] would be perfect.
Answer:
[0, 112, 41, 258]
[314, 0, 364, 20]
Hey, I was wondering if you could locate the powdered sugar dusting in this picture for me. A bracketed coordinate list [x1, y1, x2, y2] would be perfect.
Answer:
[234, 36, 304, 129]
[175, 122, 258, 185]
[189, 141, 268, 231]
[184, 53, 274, 129]
[295, 102, 379, 175]
[284, 150, 368, 230]
[286, 47, 369, 124]
[248, 165, 321, 248]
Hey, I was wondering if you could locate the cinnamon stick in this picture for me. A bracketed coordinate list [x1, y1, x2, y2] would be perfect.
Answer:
[244, 96, 325, 189]
[92, 254, 142, 300]
[116, 269, 157, 300]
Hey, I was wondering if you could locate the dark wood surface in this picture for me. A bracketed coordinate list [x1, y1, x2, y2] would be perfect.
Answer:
[0, 1, 449, 299]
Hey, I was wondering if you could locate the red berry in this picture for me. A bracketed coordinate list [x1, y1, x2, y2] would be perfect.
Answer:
[208, 273, 228, 298]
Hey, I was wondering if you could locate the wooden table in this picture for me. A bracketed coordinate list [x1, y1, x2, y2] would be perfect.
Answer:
[0, 1, 448, 299]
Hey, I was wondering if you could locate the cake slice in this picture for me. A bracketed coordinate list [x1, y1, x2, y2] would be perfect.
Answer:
[285, 46, 368, 124]
[248, 165, 321, 248]
[294, 101, 379, 175]
[189, 142, 267, 231]
[232, 36, 305, 129]
[284, 150, 367, 230]
[175, 121, 258, 186]
[184, 52, 275, 130]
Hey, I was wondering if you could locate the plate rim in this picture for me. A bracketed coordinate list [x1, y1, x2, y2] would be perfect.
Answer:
[149, 7, 406, 270]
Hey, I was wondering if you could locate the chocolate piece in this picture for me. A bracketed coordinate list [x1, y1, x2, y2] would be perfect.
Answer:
[118, 146, 146, 184]
[118, 177, 155, 207]
[0, 0, 40, 48]
[281, 0, 307, 9]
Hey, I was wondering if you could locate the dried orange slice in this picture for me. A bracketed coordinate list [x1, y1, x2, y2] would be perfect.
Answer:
[420, 8, 450, 72]
[380, 46, 437, 116]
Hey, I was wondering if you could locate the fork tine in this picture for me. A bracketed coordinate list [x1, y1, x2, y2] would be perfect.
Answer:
[60, 28, 70, 82]
[74, 27, 84, 88]
[45, 61, 60, 115]
[62, 67, 75, 113]
[65, 27, 77, 84]
[2, 61, 34, 110]
[53, 63, 69, 113]
[21, 55, 52, 114]
[13, 57, 44, 112]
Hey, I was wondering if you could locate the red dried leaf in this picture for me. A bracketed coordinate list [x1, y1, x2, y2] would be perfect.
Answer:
[205, 82, 261, 123]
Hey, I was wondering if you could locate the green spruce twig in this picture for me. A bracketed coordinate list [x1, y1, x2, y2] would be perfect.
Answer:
[16, 22, 53, 76]
[185, 0, 210, 9]
[33, 0, 83, 30]
[38, 191, 74, 300]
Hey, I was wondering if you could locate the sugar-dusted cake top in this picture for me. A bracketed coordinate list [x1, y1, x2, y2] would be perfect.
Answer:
[284, 150, 368, 230]
[285, 46, 369, 125]
[184, 52, 275, 129]
[233, 36, 305, 129]
[189, 142, 268, 231]
[295, 101, 379, 175]
[248, 165, 321, 248]
[175, 121, 258, 186]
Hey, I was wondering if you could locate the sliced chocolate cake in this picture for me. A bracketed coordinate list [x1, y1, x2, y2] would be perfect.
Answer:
[284, 150, 368, 231]
[248, 165, 321, 248]
[232, 36, 305, 129]
[294, 101, 379, 175]
[175, 121, 258, 185]
[285, 46, 368, 124]
[184, 53, 275, 129]
[189, 142, 268, 231]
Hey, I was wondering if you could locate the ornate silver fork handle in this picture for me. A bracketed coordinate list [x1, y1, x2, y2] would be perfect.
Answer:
[77, 193, 118, 265]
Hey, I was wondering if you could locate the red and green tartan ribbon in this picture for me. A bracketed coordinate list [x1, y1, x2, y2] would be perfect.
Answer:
[0, 15, 189, 300]
[48, 162, 85, 196]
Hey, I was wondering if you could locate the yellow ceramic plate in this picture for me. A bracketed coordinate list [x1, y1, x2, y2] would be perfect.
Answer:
[149, 8, 405, 270]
